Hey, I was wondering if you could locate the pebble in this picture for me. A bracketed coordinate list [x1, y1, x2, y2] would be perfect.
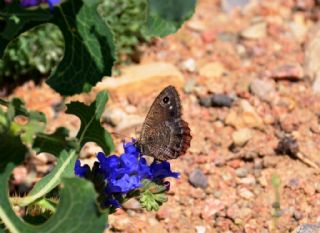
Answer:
[312, 75, 320, 94]
[184, 79, 197, 93]
[241, 22, 267, 40]
[102, 108, 127, 127]
[199, 62, 226, 79]
[201, 198, 225, 220]
[249, 79, 276, 103]
[235, 167, 249, 178]
[238, 187, 254, 199]
[293, 210, 303, 221]
[199, 94, 234, 108]
[195, 226, 206, 233]
[262, 156, 279, 168]
[188, 169, 209, 189]
[226, 100, 264, 129]
[232, 128, 253, 147]
[294, 224, 320, 233]
[122, 198, 142, 210]
[238, 176, 256, 185]
[221, 0, 250, 13]
[267, 64, 304, 81]
[181, 58, 197, 72]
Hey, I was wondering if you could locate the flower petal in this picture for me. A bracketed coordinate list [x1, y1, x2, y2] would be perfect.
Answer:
[74, 160, 90, 177]
[150, 160, 180, 179]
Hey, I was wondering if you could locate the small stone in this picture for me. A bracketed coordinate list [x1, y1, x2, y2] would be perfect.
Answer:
[232, 128, 253, 147]
[238, 187, 254, 199]
[198, 96, 212, 107]
[115, 115, 144, 132]
[188, 169, 209, 189]
[218, 31, 238, 43]
[262, 156, 279, 168]
[201, 30, 216, 43]
[249, 79, 276, 103]
[235, 167, 248, 178]
[240, 100, 264, 129]
[221, 0, 250, 13]
[187, 20, 206, 32]
[184, 79, 197, 94]
[146, 223, 168, 233]
[289, 14, 308, 43]
[110, 216, 132, 231]
[199, 62, 226, 79]
[201, 198, 225, 220]
[312, 75, 320, 94]
[266, 64, 304, 81]
[293, 210, 303, 221]
[195, 226, 206, 233]
[238, 176, 256, 185]
[199, 94, 234, 108]
[211, 94, 234, 107]
[122, 198, 142, 210]
[294, 224, 320, 233]
[303, 183, 316, 196]
[102, 108, 127, 127]
[181, 58, 197, 72]
[241, 22, 267, 40]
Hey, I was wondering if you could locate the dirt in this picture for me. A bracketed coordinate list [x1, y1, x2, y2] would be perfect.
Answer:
[8, 0, 320, 232]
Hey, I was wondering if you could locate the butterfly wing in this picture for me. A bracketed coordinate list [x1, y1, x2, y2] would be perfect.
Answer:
[139, 86, 191, 160]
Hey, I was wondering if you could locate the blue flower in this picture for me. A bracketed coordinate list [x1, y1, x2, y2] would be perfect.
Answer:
[47, 0, 60, 10]
[20, 0, 60, 10]
[106, 173, 141, 193]
[150, 160, 180, 179]
[74, 139, 180, 208]
[74, 160, 90, 177]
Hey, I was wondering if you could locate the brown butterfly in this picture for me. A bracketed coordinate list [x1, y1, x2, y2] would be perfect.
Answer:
[137, 85, 192, 161]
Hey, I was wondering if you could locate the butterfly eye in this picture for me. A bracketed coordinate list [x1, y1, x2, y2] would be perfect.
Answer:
[163, 96, 169, 104]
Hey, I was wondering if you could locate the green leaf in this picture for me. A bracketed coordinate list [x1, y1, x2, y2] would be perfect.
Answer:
[0, 164, 108, 233]
[143, 0, 197, 37]
[33, 127, 78, 156]
[1, 0, 115, 96]
[2, 98, 46, 144]
[11, 111, 46, 145]
[0, 133, 27, 172]
[66, 91, 114, 155]
[0, 1, 52, 55]
[14, 150, 78, 207]
[139, 190, 167, 211]
[139, 180, 168, 211]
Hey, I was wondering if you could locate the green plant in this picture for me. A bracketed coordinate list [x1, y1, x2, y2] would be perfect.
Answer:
[0, 23, 64, 85]
[98, 0, 151, 61]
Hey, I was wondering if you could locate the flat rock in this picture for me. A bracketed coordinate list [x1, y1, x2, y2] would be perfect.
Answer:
[95, 62, 185, 99]
[265, 64, 304, 81]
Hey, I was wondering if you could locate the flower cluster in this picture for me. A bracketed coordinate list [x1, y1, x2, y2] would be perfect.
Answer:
[74, 139, 179, 208]
[19, 0, 60, 10]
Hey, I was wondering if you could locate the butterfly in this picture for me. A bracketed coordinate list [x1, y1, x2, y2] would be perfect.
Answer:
[137, 85, 192, 161]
